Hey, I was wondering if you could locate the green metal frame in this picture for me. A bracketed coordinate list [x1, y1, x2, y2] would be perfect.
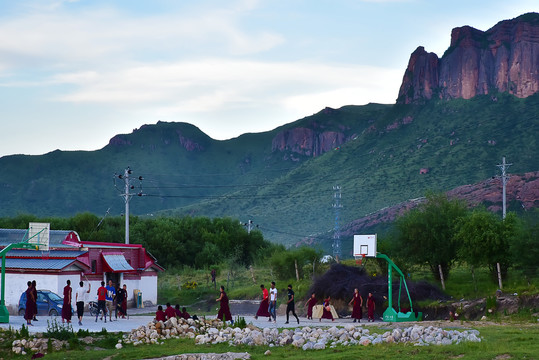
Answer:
[376, 253, 422, 322]
[0, 229, 45, 323]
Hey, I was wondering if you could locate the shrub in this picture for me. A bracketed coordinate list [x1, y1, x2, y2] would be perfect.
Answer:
[182, 281, 198, 290]
[46, 319, 74, 341]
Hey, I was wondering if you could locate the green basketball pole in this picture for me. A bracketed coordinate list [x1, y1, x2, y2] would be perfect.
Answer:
[0, 229, 44, 323]
[376, 253, 422, 322]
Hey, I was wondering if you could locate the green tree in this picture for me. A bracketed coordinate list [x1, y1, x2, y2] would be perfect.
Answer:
[394, 193, 468, 281]
[455, 209, 517, 281]
[269, 246, 322, 280]
[509, 209, 539, 283]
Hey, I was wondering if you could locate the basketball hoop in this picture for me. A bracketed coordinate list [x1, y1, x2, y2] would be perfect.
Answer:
[355, 254, 366, 266]
[28, 222, 50, 251]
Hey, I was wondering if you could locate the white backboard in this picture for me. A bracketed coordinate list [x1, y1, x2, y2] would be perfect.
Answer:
[353, 234, 377, 257]
[28, 222, 50, 251]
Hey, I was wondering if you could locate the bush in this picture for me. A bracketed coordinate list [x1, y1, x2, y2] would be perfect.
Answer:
[46, 319, 74, 341]
[183, 281, 198, 289]
[234, 316, 247, 329]
[269, 246, 322, 280]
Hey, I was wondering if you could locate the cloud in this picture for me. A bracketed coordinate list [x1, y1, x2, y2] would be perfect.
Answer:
[49, 60, 402, 109]
[0, 1, 283, 72]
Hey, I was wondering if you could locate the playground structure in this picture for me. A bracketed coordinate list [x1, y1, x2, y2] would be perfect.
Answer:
[354, 234, 422, 322]
[0, 223, 49, 323]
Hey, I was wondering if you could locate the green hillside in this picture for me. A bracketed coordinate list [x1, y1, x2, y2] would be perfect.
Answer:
[0, 93, 537, 252]
[164, 93, 539, 248]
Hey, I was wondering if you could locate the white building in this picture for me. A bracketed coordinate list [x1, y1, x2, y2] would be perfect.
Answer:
[0, 229, 163, 315]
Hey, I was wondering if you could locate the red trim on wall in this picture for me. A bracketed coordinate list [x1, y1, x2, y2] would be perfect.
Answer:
[4, 270, 82, 275]
[81, 241, 143, 248]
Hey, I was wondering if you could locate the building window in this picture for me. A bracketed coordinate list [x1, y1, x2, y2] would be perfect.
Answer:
[91, 260, 97, 273]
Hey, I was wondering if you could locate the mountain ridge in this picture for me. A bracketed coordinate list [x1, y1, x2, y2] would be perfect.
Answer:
[0, 14, 538, 253]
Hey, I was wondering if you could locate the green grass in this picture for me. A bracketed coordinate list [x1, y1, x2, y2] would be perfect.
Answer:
[157, 265, 320, 317]
[2, 93, 538, 252]
[13, 324, 538, 360]
[406, 264, 539, 299]
[158, 261, 539, 306]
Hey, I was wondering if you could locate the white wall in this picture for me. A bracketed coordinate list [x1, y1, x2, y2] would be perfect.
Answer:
[115, 276, 158, 307]
[65, 277, 158, 308]
[133, 275, 158, 305]
[1, 272, 159, 313]
[1, 273, 60, 314]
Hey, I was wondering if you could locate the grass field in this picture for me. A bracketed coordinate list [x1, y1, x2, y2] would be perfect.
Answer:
[157, 262, 539, 309]
[14, 323, 538, 360]
[1, 262, 537, 359]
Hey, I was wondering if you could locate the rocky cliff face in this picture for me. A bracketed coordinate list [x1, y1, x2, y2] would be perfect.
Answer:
[271, 127, 346, 157]
[397, 13, 539, 104]
[271, 107, 350, 157]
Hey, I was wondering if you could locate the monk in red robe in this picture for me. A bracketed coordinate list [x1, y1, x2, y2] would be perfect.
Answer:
[348, 288, 363, 322]
[255, 284, 270, 319]
[62, 280, 72, 323]
[155, 305, 166, 322]
[216, 285, 233, 325]
[305, 292, 317, 320]
[367, 292, 376, 322]
[321, 296, 334, 321]
[164, 303, 176, 320]
[31, 280, 38, 321]
[181, 307, 191, 319]
[24, 281, 35, 325]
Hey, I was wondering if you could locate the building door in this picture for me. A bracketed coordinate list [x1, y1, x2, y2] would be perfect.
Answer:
[105, 273, 121, 289]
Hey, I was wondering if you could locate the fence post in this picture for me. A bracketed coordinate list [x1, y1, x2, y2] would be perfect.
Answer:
[250, 265, 256, 284]
[496, 262, 503, 290]
[438, 264, 446, 290]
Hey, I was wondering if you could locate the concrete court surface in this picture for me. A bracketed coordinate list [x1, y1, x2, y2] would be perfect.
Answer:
[0, 310, 381, 334]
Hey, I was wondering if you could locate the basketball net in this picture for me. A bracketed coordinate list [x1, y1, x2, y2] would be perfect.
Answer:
[355, 254, 366, 266]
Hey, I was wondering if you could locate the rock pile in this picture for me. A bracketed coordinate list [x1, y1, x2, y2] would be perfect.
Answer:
[12, 337, 67, 355]
[122, 317, 481, 351]
[146, 352, 251, 360]
[11, 334, 100, 355]
[194, 324, 481, 349]
[122, 317, 217, 346]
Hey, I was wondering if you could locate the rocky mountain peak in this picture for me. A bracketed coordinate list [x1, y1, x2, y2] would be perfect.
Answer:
[397, 12, 539, 104]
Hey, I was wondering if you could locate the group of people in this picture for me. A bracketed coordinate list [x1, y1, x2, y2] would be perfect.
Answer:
[155, 303, 196, 322]
[253, 284, 377, 323]
[94, 280, 129, 324]
[23, 280, 38, 326]
[346, 288, 376, 323]
[306, 289, 376, 323]
[304, 293, 338, 321]
[24, 278, 129, 326]
[253, 282, 300, 324]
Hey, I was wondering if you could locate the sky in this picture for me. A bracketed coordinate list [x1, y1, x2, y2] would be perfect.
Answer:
[0, 0, 536, 157]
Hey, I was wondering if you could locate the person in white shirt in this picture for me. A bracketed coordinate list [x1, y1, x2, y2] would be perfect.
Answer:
[268, 281, 278, 323]
[75, 281, 91, 326]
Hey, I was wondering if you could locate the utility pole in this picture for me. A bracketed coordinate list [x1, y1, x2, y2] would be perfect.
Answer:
[115, 167, 143, 244]
[332, 185, 342, 262]
[247, 220, 252, 234]
[496, 156, 512, 220]
[495, 156, 512, 290]
[243, 220, 256, 234]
